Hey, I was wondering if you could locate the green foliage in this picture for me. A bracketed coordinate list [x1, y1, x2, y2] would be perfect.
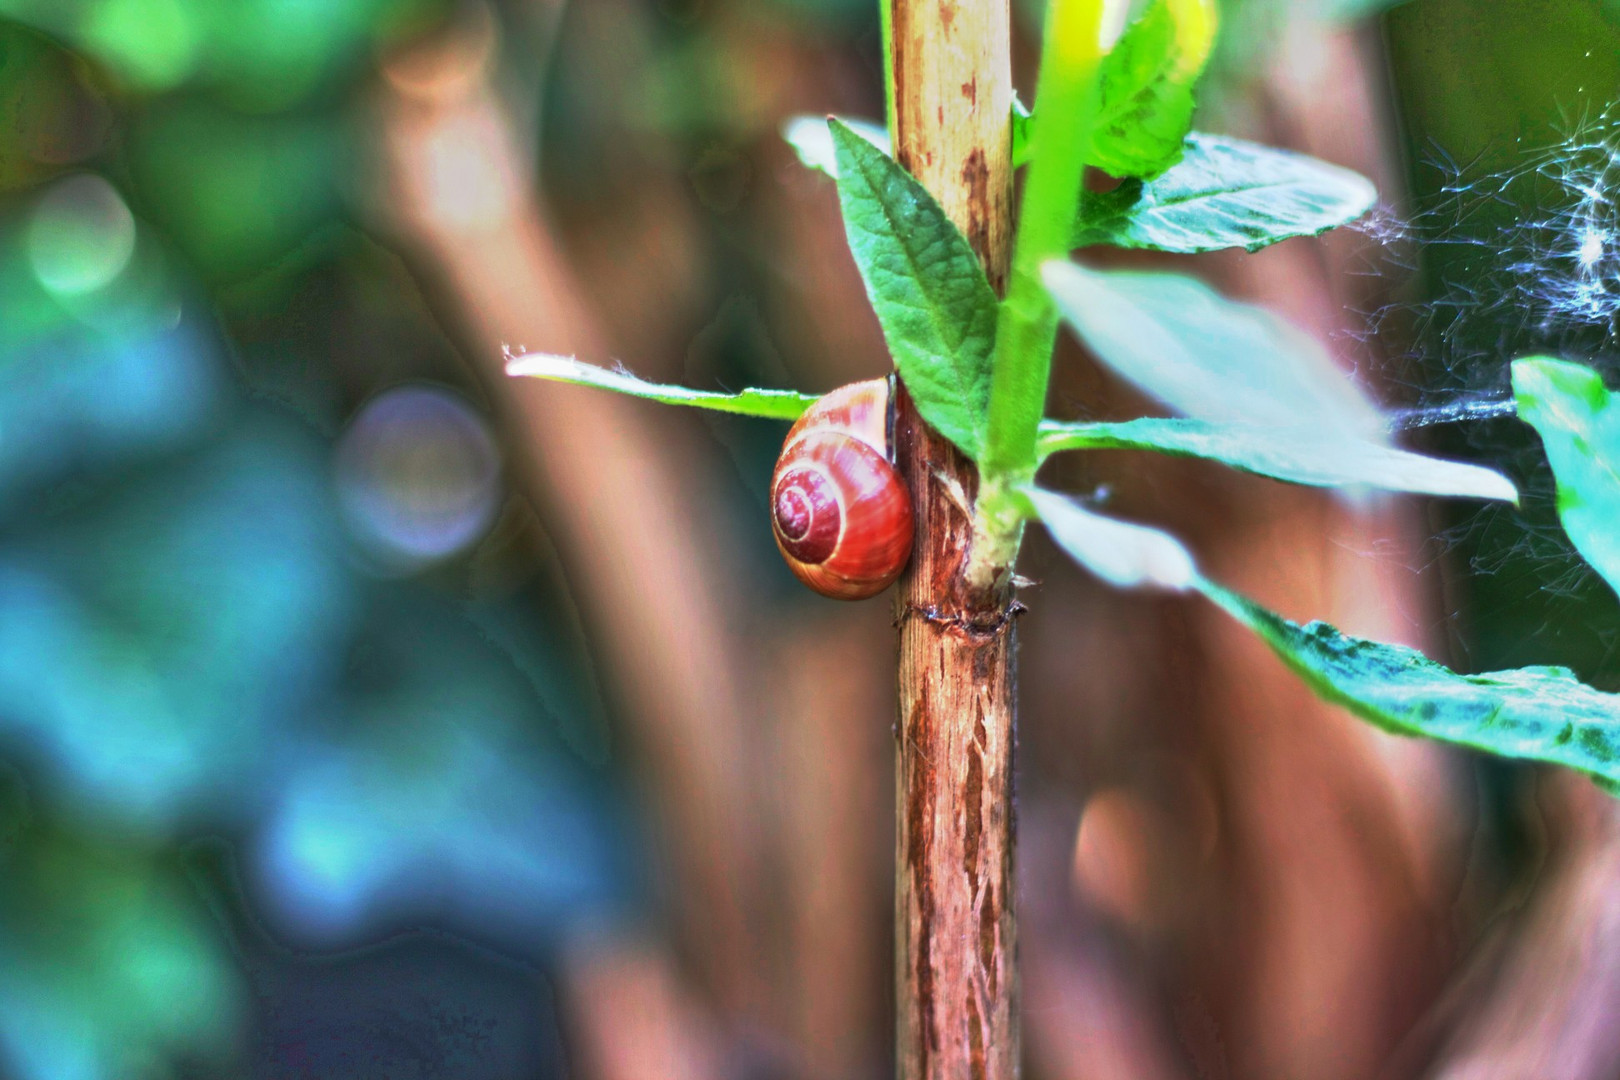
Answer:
[984, 0, 1113, 484]
[1038, 417, 1517, 501]
[1013, 94, 1035, 167]
[0, 813, 243, 1080]
[1084, 0, 1216, 179]
[1025, 488, 1198, 590]
[1073, 133, 1378, 253]
[830, 119, 998, 461]
[1513, 357, 1620, 598]
[506, 353, 818, 420]
[1201, 581, 1620, 793]
[1043, 261, 1384, 436]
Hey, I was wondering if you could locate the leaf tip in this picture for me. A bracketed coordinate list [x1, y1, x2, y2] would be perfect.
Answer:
[504, 351, 575, 379]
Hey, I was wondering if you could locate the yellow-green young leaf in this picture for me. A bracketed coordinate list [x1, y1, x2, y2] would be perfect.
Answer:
[782, 114, 890, 178]
[1202, 581, 1620, 796]
[1037, 417, 1517, 502]
[1514, 356, 1620, 597]
[1073, 133, 1377, 253]
[1027, 488, 1198, 591]
[506, 353, 817, 420]
[1085, 0, 1217, 180]
[830, 119, 998, 461]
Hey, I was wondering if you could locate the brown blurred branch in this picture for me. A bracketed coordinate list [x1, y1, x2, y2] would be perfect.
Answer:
[370, 5, 766, 1029]
[1420, 772, 1620, 1080]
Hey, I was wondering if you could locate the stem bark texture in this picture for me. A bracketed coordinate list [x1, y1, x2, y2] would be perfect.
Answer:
[888, 2, 1018, 1078]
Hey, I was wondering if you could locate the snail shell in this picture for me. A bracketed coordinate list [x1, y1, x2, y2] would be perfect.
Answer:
[771, 378, 914, 600]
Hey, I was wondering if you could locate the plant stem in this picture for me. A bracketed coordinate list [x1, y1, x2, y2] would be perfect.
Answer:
[887, 2, 1017, 1078]
[880, 0, 896, 140]
[983, 0, 1114, 488]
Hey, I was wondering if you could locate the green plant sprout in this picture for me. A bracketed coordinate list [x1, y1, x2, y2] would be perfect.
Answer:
[508, 0, 1620, 795]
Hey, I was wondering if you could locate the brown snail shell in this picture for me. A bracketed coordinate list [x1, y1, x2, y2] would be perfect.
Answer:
[770, 378, 914, 600]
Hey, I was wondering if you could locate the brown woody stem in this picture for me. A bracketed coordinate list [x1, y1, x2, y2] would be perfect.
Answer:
[888, 2, 1018, 1078]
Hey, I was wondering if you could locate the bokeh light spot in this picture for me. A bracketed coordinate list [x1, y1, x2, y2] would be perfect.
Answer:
[26, 175, 137, 298]
[335, 385, 503, 571]
[80, 0, 201, 90]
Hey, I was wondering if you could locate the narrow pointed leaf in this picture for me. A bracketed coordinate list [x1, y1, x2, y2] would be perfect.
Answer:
[1073, 133, 1378, 253]
[1085, 0, 1217, 180]
[1028, 488, 1198, 591]
[1038, 417, 1517, 502]
[506, 353, 817, 420]
[1043, 261, 1386, 440]
[1513, 357, 1620, 597]
[831, 118, 997, 460]
[1202, 580, 1620, 794]
[782, 115, 890, 178]
[1012, 94, 1034, 168]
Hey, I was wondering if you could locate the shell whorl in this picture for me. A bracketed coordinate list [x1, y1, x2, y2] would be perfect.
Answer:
[769, 378, 913, 600]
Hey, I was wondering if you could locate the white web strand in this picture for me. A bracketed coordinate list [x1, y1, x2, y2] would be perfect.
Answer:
[1340, 106, 1620, 665]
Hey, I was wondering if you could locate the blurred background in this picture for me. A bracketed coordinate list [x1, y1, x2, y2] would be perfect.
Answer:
[0, 0, 1618, 1076]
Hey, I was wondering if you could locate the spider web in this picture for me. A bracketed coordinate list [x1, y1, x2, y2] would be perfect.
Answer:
[1346, 106, 1620, 675]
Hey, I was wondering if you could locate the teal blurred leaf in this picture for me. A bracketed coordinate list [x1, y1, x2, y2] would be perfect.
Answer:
[1086, 0, 1216, 179]
[1042, 261, 1386, 439]
[505, 353, 817, 419]
[1038, 416, 1517, 501]
[831, 118, 997, 460]
[1514, 357, 1620, 597]
[0, 829, 242, 1080]
[1073, 133, 1378, 253]
[0, 419, 354, 826]
[256, 597, 623, 946]
[0, 321, 225, 508]
[1203, 580, 1620, 794]
[782, 114, 890, 177]
[1027, 487, 1198, 591]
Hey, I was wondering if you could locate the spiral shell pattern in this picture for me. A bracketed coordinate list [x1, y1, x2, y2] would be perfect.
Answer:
[770, 379, 914, 600]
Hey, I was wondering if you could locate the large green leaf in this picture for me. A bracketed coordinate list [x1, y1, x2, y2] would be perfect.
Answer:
[1073, 133, 1377, 253]
[831, 119, 998, 460]
[1513, 357, 1620, 598]
[1202, 581, 1620, 794]
[1085, 0, 1217, 180]
[782, 115, 890, 178]
[1043, 262, 1385, 439]
[1038, 416, 1517, 502]
[1027, 487, 1198, 591]
[506, 353, 817, 420]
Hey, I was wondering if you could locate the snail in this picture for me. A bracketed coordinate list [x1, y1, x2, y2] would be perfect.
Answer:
[771, 376, 914, 599]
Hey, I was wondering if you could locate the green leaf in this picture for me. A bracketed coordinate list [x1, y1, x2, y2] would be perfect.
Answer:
[505, 353, 817, 420]
[1202, 580, 1620, 794]
[830, 118, 998, 460]
[1514, 356, 1620, 596]
[1027, 487, 1198, 591]
[0, 830, 243, 1080]
[782, 114, 890, 178]
[1086, 0, 1217, 180]
[1043, 262, 1385, 439]
[1073, 133, 1378, 253]
[1038, 417, 1517, 502]
[1012, 94, 1035, 168]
